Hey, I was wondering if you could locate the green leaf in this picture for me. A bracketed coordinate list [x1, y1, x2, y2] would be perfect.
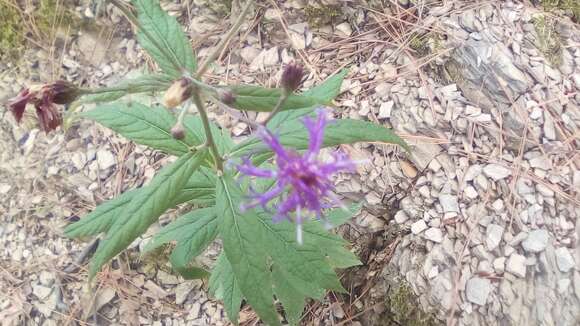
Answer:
[89, 150, 206, 279]
[230, 118, 409, 159]
[78, 74, 173, 104]
[217, 175, 281, 326]
[302, 69, 347, 101]
[215, 175, 361, 325]
[143, 207, 218, 279]
[82, 102, 202, 156]
[64, 188, 138, 238]
[209, 254, 243, 324]
[134, 0, 196, 76]
[64, 166, 216, 239]
[228, 69, 347, 113]
[175, 166, 217, 205]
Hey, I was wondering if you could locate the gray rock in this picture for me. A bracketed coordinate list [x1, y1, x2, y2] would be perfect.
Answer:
[536, 184, 554, 197]
[464, 185, 478, 199]
[378, 101, 394, 119]
[544, 111, 556, 140]
[486, 224, 504, 251]
[493, 257, 506, 273]
[375, 83, 391, 98]
[555, 247, 575, 272]
[96, 149, 116, 170]
[506, 254, 527, 277]
[425, 228, 443, 243]
[529, 156, 551, 170]
[240, 47, 260, 64]
[394, 211, 409, 224]
[439, 194, 459, 212]
[32, 283, 53, 300]
[483, 164, 511, 181]
[464, 165, 482, 181]
[39, 271, 55, 287]
[521, 230, 549, 253]
[358, 213, 385, 232]
[445, 39, 529, 110]
[157, 270, 180, 285]
[558, 279, 571, 294]
[466, 277, 492, 305]
[411, 220, 428, 234]
[175, 282, 195, 305]
[335, 22, 353, 36]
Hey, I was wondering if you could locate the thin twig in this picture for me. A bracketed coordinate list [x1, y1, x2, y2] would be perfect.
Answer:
[196, 0, 253, 78]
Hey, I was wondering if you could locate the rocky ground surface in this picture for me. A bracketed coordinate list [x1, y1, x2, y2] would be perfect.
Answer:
[1, 1, 579, 326]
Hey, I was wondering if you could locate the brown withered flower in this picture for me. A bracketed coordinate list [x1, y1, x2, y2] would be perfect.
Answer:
[164, 77, 193, 108]
[280, 62, 304, 94]
[6, 80, 80, 132]
[171, 124, 185, 140]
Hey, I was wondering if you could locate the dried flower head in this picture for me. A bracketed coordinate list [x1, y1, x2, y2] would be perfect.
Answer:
[164, 77, 193, 108]
[6, 80, 80, 132]
[171, 124, 185, 140]
[280, 63, 304, 94]
[237, 109, 355, 243]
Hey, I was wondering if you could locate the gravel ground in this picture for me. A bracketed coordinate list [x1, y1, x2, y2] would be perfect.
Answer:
[1, 1, 579, 325]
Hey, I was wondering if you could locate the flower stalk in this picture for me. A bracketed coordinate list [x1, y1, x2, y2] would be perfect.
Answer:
[263, 63, 305, 125]
[191, 90, 224, 171]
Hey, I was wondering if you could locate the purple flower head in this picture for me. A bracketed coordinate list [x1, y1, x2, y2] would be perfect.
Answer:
[237, 109, 356, 244]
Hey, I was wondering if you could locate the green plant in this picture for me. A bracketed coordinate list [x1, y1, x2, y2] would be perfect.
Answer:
[532, 15, 563, 67]
[305, 4, 342, 28]
[540, 0, 579, 22]
[0, 2, 24, 59]
[6, 1, 409, 325]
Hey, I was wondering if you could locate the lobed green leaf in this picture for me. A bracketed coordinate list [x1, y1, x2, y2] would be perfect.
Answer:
[143, 207, 218, 280]
[89, 150, 206, 279]
[228, 69, 347, 113]
[133, 0, 196, 76]
[217, 174, 281, 326]
[209, 254, 243, 324]
[213, 175, 361, 325]
[82, 102, 201, 156]
[64, 166, 216, 239]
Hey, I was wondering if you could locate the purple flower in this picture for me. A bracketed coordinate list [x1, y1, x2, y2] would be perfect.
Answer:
[280, 62, 304, 93]
[237, 110, 355, 243]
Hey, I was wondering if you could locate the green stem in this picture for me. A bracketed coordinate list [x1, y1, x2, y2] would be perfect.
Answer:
[262, 91, 290, 125]
[191, 90, 224, 171]
[196, 0, 253, 78]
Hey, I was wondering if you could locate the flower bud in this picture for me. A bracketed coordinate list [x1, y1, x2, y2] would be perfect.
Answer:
[49, 80, 81, 105]
[164, 78, 193, 108]
[280, 63, 304, 93]
[217, 88, 235, 105]
[171, 124, 185, 140]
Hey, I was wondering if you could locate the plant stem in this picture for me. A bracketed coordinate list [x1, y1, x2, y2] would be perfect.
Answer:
[191, 90, 224, 171]
[262, 91, 290, 125]
[196, 0, 253, 78]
